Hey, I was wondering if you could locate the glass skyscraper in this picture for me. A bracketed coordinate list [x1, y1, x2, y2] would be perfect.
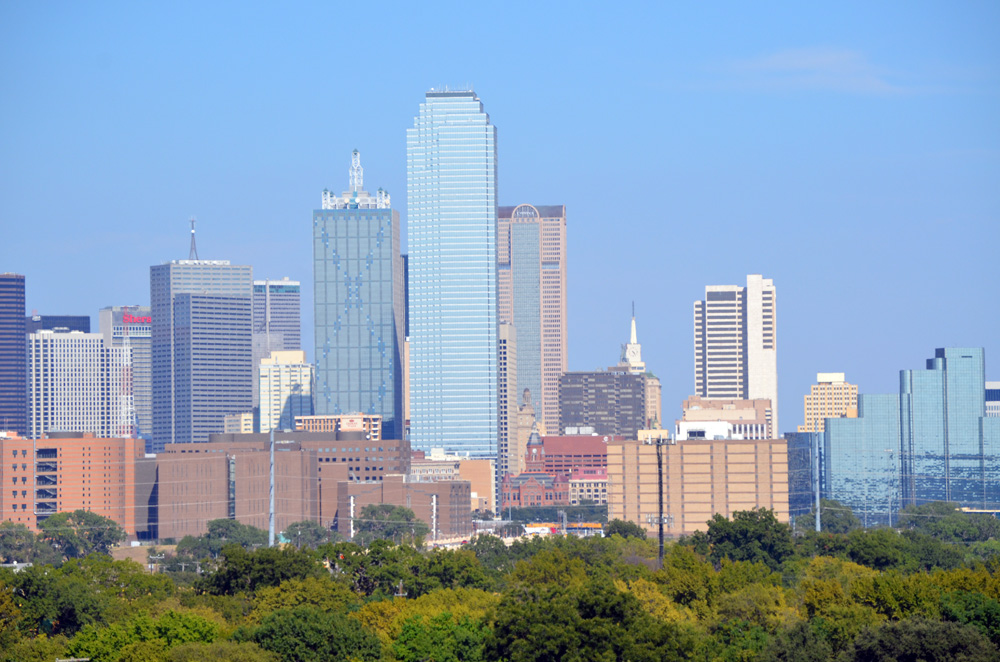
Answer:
[407, 90, 498, 456]
[313, 151, 404, 440]
[0, 274, 27, 436]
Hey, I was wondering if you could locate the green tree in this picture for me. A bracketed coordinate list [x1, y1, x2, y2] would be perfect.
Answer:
[392, 612, 489, 662]
[795, 499, 861, 534]
[281, 520, 339, 549]
[176, 519, 268, 559]
[606, 518, 649, 539]
[898, 501, 1000, 543]
[846, 528, 915, 571]
[706, 508, 794, 572]
[248, 576, 359, 624]
[839, 618, 998, 661]
[354, 504, 429, 547]
[759, 621, 833, 662]
[67, 610, 221, 662]
[197, 544, 323, 596]
[0, 522, 58, 564]
[238, 606, 381, 662]
[467, 534, 514, 578]
[940, 590, 1000, 648]
[37, 510, 126, 558]
[166, 641, 279, 661]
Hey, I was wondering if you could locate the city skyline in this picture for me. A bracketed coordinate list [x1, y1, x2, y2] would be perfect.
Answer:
[1, 4, 997, 433]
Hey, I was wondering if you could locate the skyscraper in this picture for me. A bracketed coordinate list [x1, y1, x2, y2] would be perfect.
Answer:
[0, 274, 26, 435]
[25, 315, 90, 333]
[694, 274, 778, 434]
[313, 150, 404, 440]
[251, 278, 301, 408]
[407, 89, 498, 456]
[151, 258, 252, 451]
[99, 305, 152, 439]
[498, 204, 567, 429]
[259, 350, 314, 433]
[798, 372, 858, 433]
[28, 329, 129, 439]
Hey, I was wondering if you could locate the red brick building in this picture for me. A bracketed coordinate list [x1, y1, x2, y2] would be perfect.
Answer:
[500, 472, 570, 509]
[524, 434, 615, 476]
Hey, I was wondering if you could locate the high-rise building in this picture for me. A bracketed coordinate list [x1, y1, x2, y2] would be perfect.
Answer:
[0, 274, 27, 435]
[497, 323, 519, 480]
[821, 348, 1000, 526]
[313, 151, 404, 440]
[99, 306, 152, 439]
[798, 372, 858, 433]
[259, 350, 314, 433]
[986, 381, 999, 418]
[28, 329, 129, 439]
[498, 204, 567, 428]
[25, 315, 90, 333]
[407, 89, 498, 456]
[694, 274, 778, 434]
[150, 258, 253, 452]
[252, 278, 301, 407]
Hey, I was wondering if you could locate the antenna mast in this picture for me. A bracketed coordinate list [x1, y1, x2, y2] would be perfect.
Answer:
[349, 150, 363, 192]
[188, 217, 199, 260]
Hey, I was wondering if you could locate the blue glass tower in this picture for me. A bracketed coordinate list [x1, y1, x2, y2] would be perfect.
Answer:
[407, 90, 498, 456]
[313, 151, 404, 440]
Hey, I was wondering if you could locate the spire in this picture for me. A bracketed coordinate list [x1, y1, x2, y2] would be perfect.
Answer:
[349, 149, 363, 192]
[619, 303, 645, 374]
[188, 217, 199, 260]
[630, 301, 638, 344]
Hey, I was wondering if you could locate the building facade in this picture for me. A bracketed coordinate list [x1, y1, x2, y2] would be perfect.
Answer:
[679, 396, 773, 440]
[313, 151, 404, 441]
[259, 350, 314, 433]
[608, 433, 789, 537]
[497, 323, 518, 480]
[150, 259, 253, 452]
[99, 305, 153, 440]
[28, 330, 129, 439]
[406, 90, 498, 457]
[251, 278, 301, 408]
[25, 315, 90, 333]
[0, 274, 26, 436]
[559, 369, 651, 438]
[694, 274, 778, 434]
[988, 382, 1000, 418]
[498, 204, 567, 429]
[798, 372, 858, 433]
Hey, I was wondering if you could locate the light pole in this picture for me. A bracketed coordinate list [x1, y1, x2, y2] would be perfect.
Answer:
[643, 432, 674, 567]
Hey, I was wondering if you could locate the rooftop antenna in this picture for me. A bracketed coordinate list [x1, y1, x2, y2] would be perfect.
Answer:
[188, 217, 199, 260]
[349, 150, 363, 192]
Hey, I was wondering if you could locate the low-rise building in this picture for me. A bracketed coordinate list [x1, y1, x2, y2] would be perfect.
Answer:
[500, 472, 569, 509]
[569, 467, 607, 505]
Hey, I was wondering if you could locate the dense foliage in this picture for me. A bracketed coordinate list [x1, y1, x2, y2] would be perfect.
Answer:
[0, 502, 998, 661]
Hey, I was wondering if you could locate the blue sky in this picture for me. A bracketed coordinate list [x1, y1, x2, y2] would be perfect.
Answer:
[2, 1, 998, 431]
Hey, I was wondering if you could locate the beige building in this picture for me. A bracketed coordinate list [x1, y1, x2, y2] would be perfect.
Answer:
[295, 413, 382, 441]
[498, 204, 567, 430]
[569, 468, 608, 505]
[679, 396, 773, 439]
[798, 372, 858, 432]
[224, 412, 254, 434]
[410, 449, 495, 514]
[608, 431, 789, 537]
[497, 323, 519, 480]
[694, 275, 778, 434]
[259, 351, 314, 433]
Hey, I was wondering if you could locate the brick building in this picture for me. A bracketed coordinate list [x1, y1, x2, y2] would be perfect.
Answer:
[524, 434, 615, 475]
[336, 474, 472, 540]
[500, 472, 570, 509]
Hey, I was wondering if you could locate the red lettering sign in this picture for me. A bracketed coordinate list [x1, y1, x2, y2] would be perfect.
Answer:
[122, 313, 151, 324]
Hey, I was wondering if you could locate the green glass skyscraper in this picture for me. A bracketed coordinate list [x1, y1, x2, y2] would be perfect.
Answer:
[407, 90, 498, 456]
[313, 151, 404, 440]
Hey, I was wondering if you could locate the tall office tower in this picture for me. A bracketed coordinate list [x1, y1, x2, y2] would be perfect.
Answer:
[151, 258, 253, 452]
[25, 315, 90, 333]
[407, 89, 498, 456]
[694, 274, 778, 434]
[798, 372, 858, 433]
[0, 274, 27, 435]
[498, 204, 567, 428]
[313, 150, 404, 440]
[99, 306, 152, 439]
[986, 382, 999, 417]
[559, 370, 650, 439]
[497, 323, 519, 480]
[259, 350, 314, 433]
[28, 330, 129, 438]
[251, 278, 301, 408]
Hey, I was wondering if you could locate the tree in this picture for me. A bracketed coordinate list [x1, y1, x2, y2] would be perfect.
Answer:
[197, 544, 323, 596]
[759, 621, 833, 662]
[839, 618, 998, 661]
[795, 499, 861, 534]
[393, 612, 489, 662]
[846, 528, 915, 572]
[177, 519, 268, 559]
[37, 510, 125, 558]
[898, 501, 1000, 543]
[247, 576, 359, 624]
[706, 508, 794, 572]
[606, 519, 649, 539]
[354, 504, 429, 547]
[238, 606, 381, 662]
[281, 520, 339, 549]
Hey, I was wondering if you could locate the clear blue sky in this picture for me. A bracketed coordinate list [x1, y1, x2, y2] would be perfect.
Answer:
[2, 2, 998, 431]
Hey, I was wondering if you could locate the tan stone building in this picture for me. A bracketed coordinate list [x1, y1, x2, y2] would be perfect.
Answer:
[607, 431, 789, 536]
[798, 372, 858, 432]
[679, 396, 773, 439]
[295, 413, 382, 441]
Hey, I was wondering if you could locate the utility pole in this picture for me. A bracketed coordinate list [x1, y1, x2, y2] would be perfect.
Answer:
[268, 427, 275, 546]
[814, 432, 821, 533]
[643, 432, 674, 567]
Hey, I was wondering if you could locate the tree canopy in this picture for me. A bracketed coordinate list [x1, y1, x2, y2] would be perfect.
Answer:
[354, 504, 429, 547]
